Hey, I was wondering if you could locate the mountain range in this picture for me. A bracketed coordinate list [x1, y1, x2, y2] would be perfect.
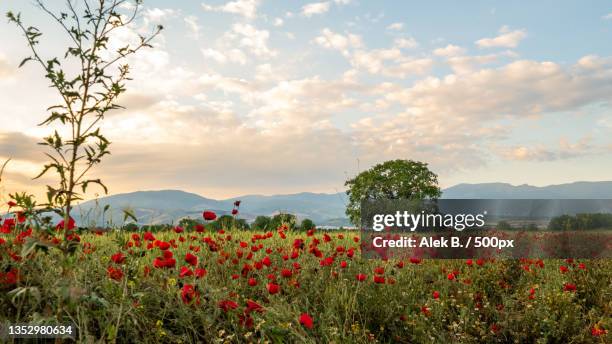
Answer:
[74, 181, 612, 226]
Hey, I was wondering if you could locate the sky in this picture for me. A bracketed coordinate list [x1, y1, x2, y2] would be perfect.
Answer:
[0, 0, 611, 201]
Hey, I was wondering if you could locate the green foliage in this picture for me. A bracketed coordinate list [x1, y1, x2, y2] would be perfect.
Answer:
[7, 0, 161, 232]
[300, 218, 315, 231]
[345, 159, 441, 226]
[548, 213, 612, 231]
[497, 220, 513, 231]
[252, 215, 272, 231]
[270, 213, 297, 230]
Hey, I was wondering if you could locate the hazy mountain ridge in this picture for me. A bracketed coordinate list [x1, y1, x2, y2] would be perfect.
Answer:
[75, 181, 612, 226]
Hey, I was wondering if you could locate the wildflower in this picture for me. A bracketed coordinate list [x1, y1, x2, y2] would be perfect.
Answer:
[107, 266, 124, 281]
[563, 283, 577, 292]
[185, 253, 198, 266]
[203, 211, 217, 221]
[299, 313, 313, 329]
[111, 252, 126, 264]
[181, 284, 200, 305]
[356, 273, 367, 281]
[267, 282, 280, 295]
[179, 266, 193, 278]
[433, 291, 440, 299]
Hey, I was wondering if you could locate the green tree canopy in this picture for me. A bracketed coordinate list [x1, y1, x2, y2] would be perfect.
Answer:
[344, 159, 441, 226]
[300, 218, 315, 231]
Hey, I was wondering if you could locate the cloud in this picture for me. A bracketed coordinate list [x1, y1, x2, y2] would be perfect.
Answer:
[142, 8, 178, 25]
[385, 57, 612, 118]
[0, 132, 45, 162]
[302, 2, 331, 17]
[201, 48, 247, 65]
[476, 26, 527, 48]
[226, 23, 276, 57]
[386, 22, 404, 31]
[350, 48, 433, 77]
[202, 0, 259, 19]
[0, 55, 14, 79]
[184, 15, 201, 38]
[394, 37, 419, 49]
[313, 29, 363, 55]
[499, 137, 594, 161]
[273, 18, 284, 27]
[433, 44, 465, 57]
[603, 13, 612, 20]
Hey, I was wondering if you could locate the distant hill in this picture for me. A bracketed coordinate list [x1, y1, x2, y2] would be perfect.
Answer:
[442, 181, 612, 199]
[75, 190, 350, 226]
[74, 181, 612, 226]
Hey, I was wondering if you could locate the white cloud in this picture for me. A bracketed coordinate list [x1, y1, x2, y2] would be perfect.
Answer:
[602, 13, 612, 20]
[143, 8, 177, 24]
[228, 23, 276, 57]
[433, 44, 465, 57]
[476, 26, 527, 48]
[302, 2, 331, 17]
[386, 22, 404, 31]
[0, 55, 14, 79]
[499, 138, 594, 161]
[201, 48, 247, 65]
[394, 37, 419, 49]
[184, 15, 201, 38]
[313, 29, 363, 55]
[273, 18, 284, 27]
[202, 0, 259, 19]
[350, 48, 432, 77]
[334, 0, 352, 4]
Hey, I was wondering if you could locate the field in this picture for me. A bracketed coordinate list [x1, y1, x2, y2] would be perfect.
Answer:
[1, 226, 611, 343]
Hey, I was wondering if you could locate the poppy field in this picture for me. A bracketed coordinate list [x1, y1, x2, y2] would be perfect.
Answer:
[1, 214, 611, 344]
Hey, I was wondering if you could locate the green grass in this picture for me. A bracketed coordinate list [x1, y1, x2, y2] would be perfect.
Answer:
[1, 229, 610, 343]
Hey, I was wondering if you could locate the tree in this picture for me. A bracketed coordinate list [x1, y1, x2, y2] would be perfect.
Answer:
[345, 159, 441, 226]
[270, 213, 297, 231]
[252, 215, 271, 231]
[300, 218, 315, 231]
[7, 1, 162, 237]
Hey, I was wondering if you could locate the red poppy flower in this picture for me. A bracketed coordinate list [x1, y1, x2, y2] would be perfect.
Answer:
[356, 273, 367, 281]
[218, 300, 239, 312]
[231, 209, 239, 215]
[181, 284, 200, 305]
[563, 283, 576, 292]
[157, 241, 170, 250]
[195, 268, 207, 278]
[559, 265, 569, 273]
[281, 269, 292, 278]
[55, 217, 76, 231]
[447, 273, 455, 281]
[174, 226, 184, 233]
[340, 261, 348, 268]
[111, 252, 126, 264]
[267, 282, 280, 294]
[432, 291, 440, 299]
[179, 266, 194, 278]
[248, 277, 258, 286]
[7, 201, 17, 207]
[234, 200, 241, 207]
[107, 266, 123, 281]
[591, 325, 607, 337]
[374, 275, 385, 284]
[262, 256, 272, 267]
[299, 313, 313, 329]
[185, 253, 198, 266]
[144, 232, 156, 241]
[374, 266, 385, 275]
[409, 257, 422, 264]
[245, 300, 264, 313]
[203, 211, 217, 221]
